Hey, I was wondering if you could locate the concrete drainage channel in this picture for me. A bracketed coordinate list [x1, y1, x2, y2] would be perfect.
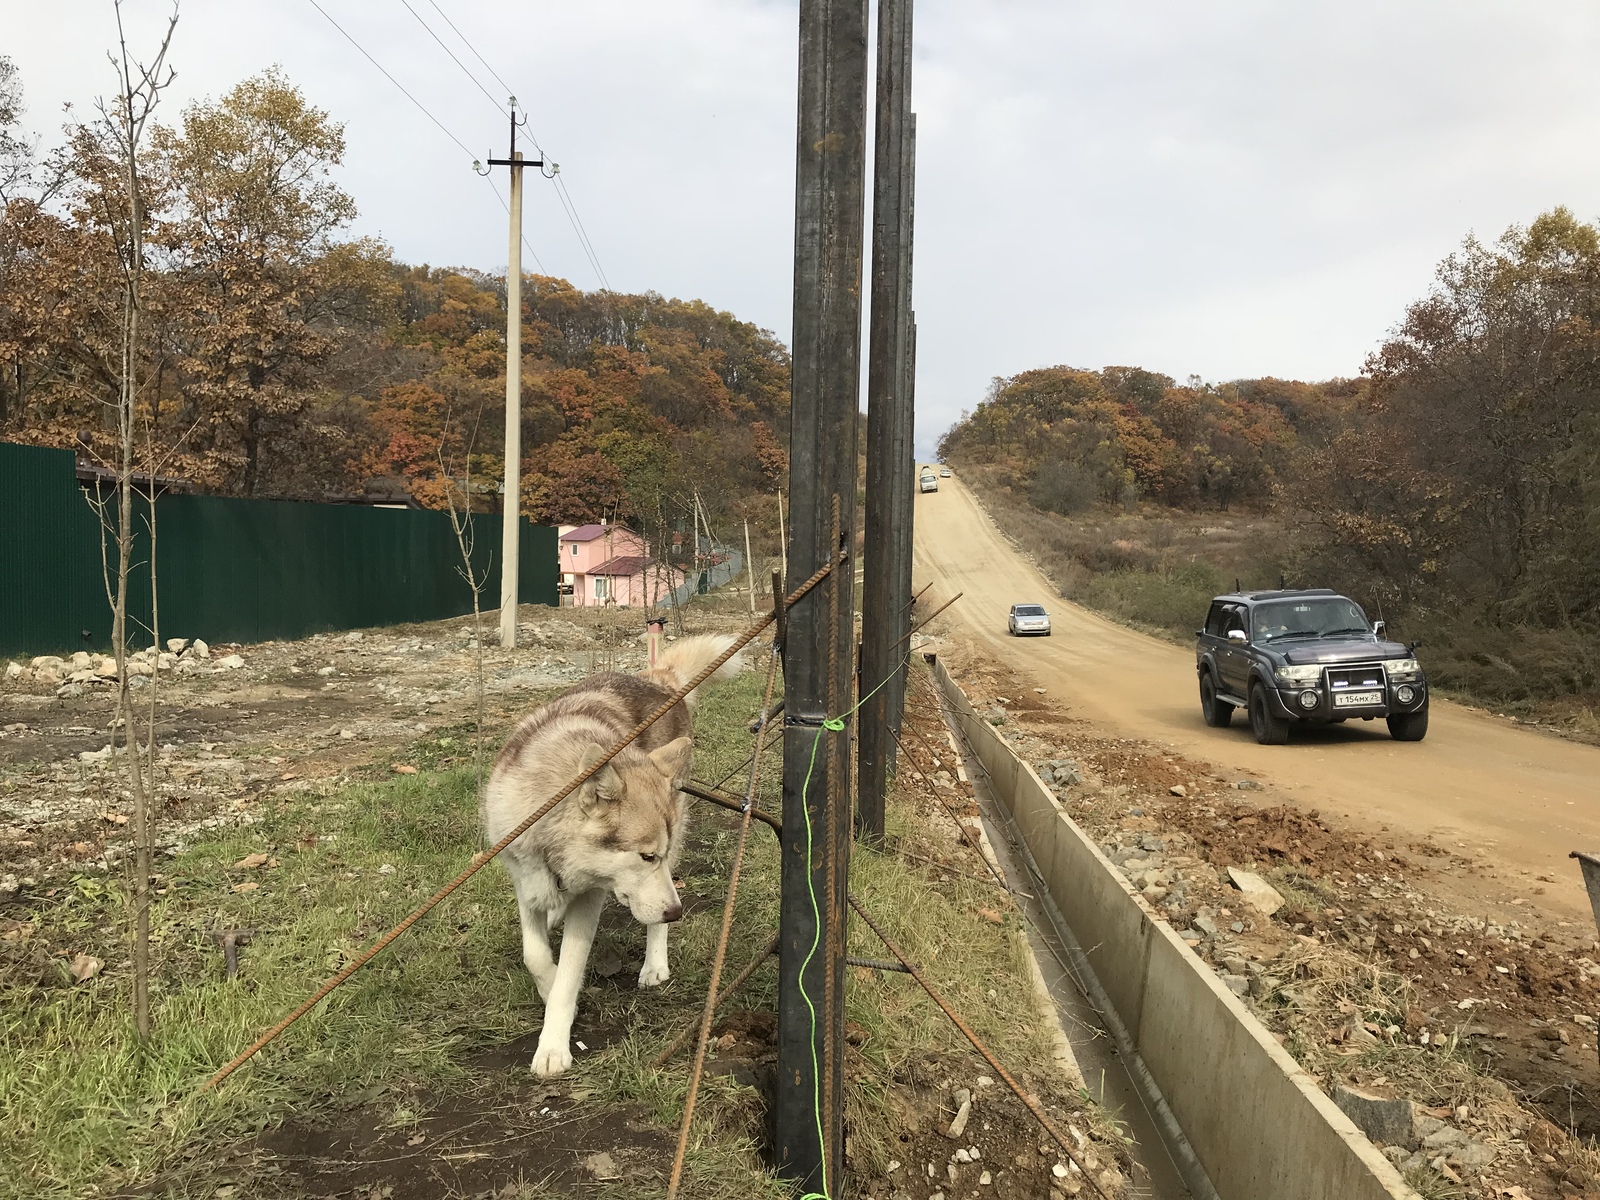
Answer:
[929, 657, 1419, 1200]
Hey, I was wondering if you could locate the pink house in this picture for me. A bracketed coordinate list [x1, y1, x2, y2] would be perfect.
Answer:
[558, 523, 684, 608]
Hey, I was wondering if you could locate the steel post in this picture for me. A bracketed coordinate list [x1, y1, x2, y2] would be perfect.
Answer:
[857, 0, 912, 845]
[775, 0, 870, 1189]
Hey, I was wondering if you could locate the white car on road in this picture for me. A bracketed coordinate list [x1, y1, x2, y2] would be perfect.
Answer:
[1008, 603, 1052, 636]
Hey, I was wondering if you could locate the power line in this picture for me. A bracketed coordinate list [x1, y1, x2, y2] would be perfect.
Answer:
[550, 173, 609, 290]
[305, 0, 548, 275]
[398, 0, 509, 118]
[306, 0, 477, 161]
[562, 179, 609, 289]
[418, 0, 611, 292]
[426, 0, 517, 103]
[319, 0, 608, 293]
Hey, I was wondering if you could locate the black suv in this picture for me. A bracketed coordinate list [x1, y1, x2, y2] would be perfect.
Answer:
[1195, 589, 1428, 744]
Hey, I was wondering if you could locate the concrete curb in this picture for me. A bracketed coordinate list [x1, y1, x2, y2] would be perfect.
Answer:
[930, 658, 1418, 1200]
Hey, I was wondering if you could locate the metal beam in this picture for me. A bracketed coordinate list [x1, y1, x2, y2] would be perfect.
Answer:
[886, 114, 918, 752]
[775, 0, 870, 1191]
[857, 0, 912, 845]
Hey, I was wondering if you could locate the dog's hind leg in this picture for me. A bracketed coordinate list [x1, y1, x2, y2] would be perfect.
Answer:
[510, 870, 556, 1001]
[530, 887, 604, 1078]
[640, 922, 671, 987]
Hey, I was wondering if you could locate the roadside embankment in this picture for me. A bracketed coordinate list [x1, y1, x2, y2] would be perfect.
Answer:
[931, 655, 1418, 1200]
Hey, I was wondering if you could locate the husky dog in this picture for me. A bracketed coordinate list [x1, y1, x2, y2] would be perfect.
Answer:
[483, 633, 742, 1077]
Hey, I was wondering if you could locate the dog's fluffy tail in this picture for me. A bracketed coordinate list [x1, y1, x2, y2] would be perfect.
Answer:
[642, 633, 745, 700]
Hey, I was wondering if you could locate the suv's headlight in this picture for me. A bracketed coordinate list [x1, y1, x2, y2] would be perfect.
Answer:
[1386, 658, 1422, 679]
[1274, 664, 1323, 685]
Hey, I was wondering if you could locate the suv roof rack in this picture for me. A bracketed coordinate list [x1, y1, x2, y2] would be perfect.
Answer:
[1246, 588, 1339, 601]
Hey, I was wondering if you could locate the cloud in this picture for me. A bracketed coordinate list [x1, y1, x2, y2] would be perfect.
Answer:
[9, 0, 1600, 456]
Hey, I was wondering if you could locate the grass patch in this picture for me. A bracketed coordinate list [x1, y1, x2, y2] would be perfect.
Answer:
[1, 761, 541, 1198]
[2, 657, 1088, 1198]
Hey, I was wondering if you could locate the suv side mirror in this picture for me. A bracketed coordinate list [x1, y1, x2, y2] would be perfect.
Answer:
[1372, 620, 1386, 638]
[1226, 629, 1247, 643]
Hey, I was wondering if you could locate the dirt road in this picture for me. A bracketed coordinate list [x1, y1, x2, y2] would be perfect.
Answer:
[913, 476, 1600, 922]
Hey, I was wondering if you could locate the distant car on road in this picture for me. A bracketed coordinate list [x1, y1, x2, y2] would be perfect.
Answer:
[919, 468, 939, 493]
[1194, 588, 1428, 744]
[939, 466, 951, 477]
[1007, 603, 1051, 637]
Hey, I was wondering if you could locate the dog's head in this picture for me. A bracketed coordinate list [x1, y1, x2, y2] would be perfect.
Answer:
[576, 736, 692, 924]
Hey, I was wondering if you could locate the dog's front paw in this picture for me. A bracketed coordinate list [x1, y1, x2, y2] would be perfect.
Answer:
[638, 961, 671, 988]
[530, 1040, 573, 1078]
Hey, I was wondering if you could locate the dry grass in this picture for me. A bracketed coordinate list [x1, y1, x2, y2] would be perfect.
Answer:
[962, 466, 1289, 643]
[1254, 938, 1526, 1139]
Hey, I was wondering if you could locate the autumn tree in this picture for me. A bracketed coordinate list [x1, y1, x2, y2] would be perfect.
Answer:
[1298, 208, 1600, 642]
[939, 365, 1309, 512]
[150, 67, 395, 494]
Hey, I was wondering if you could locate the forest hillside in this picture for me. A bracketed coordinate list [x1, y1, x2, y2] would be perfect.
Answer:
[0, 62, 788, 545]
[940, 209, 1600, 714]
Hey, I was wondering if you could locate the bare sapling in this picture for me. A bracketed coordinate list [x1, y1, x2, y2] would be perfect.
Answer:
[438, 410, 491, 801]
[86, 0, 178, 1043]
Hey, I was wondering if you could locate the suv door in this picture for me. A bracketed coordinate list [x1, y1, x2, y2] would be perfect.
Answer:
[1218, 605, 1250, 693]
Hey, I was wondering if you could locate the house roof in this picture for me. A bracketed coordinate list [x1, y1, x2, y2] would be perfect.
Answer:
[562, 522, 642, 544]
[589, 555, 656, 577]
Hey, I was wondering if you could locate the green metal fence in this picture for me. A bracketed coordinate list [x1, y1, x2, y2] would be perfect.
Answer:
[0, 443, 557, 657]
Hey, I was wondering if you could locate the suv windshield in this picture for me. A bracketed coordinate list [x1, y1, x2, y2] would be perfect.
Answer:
[1015, 605, 1046, 616]
[1251, 598, 1369, 642]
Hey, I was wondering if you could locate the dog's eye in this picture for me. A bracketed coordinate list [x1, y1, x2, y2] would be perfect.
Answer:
[639, 853, 658, 863]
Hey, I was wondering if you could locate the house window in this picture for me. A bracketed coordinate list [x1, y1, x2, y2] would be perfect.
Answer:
[570, 543, 578, 556]
[594, 576, 609, 600]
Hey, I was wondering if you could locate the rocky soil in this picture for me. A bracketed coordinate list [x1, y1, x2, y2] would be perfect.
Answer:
[950, 663, 1600, 1200]
[0, 606, 693, 909]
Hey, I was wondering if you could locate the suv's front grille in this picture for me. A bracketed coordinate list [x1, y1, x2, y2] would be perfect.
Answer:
[1326, 663, 1386, 691]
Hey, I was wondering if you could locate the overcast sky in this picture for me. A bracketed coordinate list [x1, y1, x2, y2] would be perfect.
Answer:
[10, 1, 1600, 454]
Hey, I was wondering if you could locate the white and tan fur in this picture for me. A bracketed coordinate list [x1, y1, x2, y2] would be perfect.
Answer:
[482, 633, 742, 1077]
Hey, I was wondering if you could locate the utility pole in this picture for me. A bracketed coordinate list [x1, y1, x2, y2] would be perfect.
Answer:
[692, 492, 708, 590]
[776, 490, 788, 583]
[744, 517, 756, 613]
[485, 101, 542, 648]
[775, 0, 869, 1193]
[857, 0, 914, 846]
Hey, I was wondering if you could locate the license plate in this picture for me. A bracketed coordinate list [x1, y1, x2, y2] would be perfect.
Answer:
[1334, 690, 1383, 707]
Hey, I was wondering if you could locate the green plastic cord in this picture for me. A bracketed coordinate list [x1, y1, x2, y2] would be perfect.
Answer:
[794, 655, 906, 1200]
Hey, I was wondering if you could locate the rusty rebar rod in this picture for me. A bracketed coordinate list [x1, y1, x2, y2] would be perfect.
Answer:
[847, 892, 1112, 1200]
[666, 640, 785, 1198]
[680, 780, 782, 834]
[651, 934, 781, 1068]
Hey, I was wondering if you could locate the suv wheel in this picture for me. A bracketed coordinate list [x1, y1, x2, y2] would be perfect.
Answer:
[1200, 673, 1233, 728]
[1248, 683, 1289, 745]
[1387, 705, 1429, 742]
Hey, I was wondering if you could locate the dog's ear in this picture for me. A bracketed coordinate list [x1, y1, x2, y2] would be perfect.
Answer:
[649, 736, 694, 783]
[578, 744, 623, 808]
